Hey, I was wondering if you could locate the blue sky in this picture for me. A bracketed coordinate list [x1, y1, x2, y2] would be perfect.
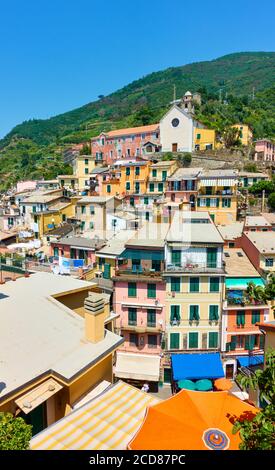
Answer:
[0, 0, 274, 138]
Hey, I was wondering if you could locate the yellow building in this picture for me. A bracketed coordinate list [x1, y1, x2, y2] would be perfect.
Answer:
[147, 160, 178, 195]
[194, 128, 216, 151]
[102, 161, 150, 197]
[58, 155, 96, 193]
[0, 273, 123, 435]
[231, 124, 253, 146]
[196, 170, 238, 225]
[163, 212, 225, 355]
[31, 199, 77, 238]
[257, 322, 275, 362]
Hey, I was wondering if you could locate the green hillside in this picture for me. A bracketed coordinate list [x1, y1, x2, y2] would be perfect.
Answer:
[0, 51, 275, 190]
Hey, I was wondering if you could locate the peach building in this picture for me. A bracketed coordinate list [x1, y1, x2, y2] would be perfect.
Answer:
[91, 124, 160, 165]
[254, 139, 275, 162]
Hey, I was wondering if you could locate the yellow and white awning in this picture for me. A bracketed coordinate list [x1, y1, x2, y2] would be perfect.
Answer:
[30, 381, 159, 450]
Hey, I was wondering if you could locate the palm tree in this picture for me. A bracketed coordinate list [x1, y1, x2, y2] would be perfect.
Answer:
[245, 282, 267, 305]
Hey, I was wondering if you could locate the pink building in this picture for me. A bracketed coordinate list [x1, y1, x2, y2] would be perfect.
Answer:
[16, 180, 37, 193]
[254, 139, 275, 162]
[91, 124, 160, 165]
[166, 167, 201, 207]
[50, 236, 105, 266]
[113, 232, 166, 357]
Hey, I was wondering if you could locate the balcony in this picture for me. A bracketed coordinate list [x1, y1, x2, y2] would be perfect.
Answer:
[165, 262, 224, 274]
[224, 295, 267, 309]
[121, 324, 162, 333]
[114, 267, 163, 280]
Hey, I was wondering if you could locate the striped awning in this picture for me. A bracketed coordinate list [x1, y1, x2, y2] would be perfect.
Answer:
[30, 381, 159, 450]
[200, 179, 236, 186]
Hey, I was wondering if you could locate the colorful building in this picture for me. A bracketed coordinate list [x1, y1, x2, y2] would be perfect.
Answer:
[147, 160, 178, 196]
[241, 231, 275, 276]
[50, 236, 105, 267]
[101, 160, 150, 197]
[238, 171, 269, 188]
[166, 167, 202, 208]
[196, 170, 238, 225]
[231, 124, 253, 146]
[244, 215, 273, 232]
[254, 139, 275, 162]
[91, 124, 160, 165]
[193, 128, 216, 151]
[75, 195, 121, 235]
[217, 222, 244, 249]
[221, 248, 268, 378]
[0, 273, 123, 435]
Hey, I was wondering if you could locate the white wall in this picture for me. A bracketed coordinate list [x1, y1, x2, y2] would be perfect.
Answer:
[160, 106, 193, 152]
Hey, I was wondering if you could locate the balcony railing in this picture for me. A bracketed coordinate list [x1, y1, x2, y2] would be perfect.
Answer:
[115, 267, 163, 278]
[225, 296, 267, 307]
[165, 262, 224, 273]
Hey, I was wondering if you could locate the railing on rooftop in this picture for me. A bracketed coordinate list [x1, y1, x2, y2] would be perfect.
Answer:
[165, 262, 224, 273]
[116, 267, 162, 277]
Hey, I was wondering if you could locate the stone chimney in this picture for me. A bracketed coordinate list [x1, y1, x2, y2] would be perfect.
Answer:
[84, 293, 106, 343]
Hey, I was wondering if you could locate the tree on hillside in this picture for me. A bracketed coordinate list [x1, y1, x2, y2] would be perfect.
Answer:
[223, 126, 242, 148]
[243, 163, 257, 172]
[248, 180, 275, 195]
[232, 349, 275, 450]
[268, 192, 275, 210]
[0, 412, 32, 450]
[177, 153, 192, 167]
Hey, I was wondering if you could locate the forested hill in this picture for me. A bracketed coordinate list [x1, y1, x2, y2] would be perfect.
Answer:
[0, 51, 274, 190]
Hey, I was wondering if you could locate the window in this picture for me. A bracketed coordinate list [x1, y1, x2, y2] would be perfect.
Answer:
[135, 167, 140, 176]
[210, 277, 220, 292]
[130, 334, 138, 346]
[147, 309, 156, 327]
[32, 206, 36, 213]
[145, 211, 150, 221]
[84, 158, 89, 165]
[189, 332, 198, 349]
[171, 250, 181, 266]
[189, 305, 200, 321]
[162, 171, 167, 181]
[265, 258, 274, 267]
[152, 259, 161, 272]
[207, 248, 217, 268]
[209, 305, 219, 321]
[189, 277, 200, 292]
[171, 277, 180, 292]
[147, 283, 156, 299]
[152, 169, 157, 177]
[85, 168, 89, 174]
[130, 197, 135, 206]
[90, 205, 95, 215]
[196, 133, 201, 139]
[208, 332, 218, 348]
[158, 183, 164, 192]
[90, 222, 94, 230]
[149, 183, 154, 192]
[170, 333, 180, 349]
[170, 305, 180, 323]
[81, 206, 86, 214]
[126, 182, 130, 191]
[144, 196, 149, 205]
[148, 335, 157, 348]
[252, 310, 260, 324]
[62, 214, 66, 222]
[126, 167, 131, 176]
[107, 185, 111, 193]
[236, 311, 245, 326]
[222, 198, 231, 208]
[128, 308, 137, 326]
[127, 149, 131, 156]
[135, 182, 140, 193]
[229, 242, 235, 248]
[128, 282, 137, 297]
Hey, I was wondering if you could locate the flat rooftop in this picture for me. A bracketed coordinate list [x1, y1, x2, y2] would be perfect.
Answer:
[199, 169, 239, 178]
[167, 167, 202, 181]
[224, 248, 261, 277]
[166, 211, 223, 244]
[126, 222, 170, 248]
[77, 196, 114, 204]
[245, 216, 271, 227]
[96, 230, 137, 257]
[244, 231, 275, 254]
[57, 236, 105, 249]
[217, 222, 244, 240]
[0, 273, 123, 401]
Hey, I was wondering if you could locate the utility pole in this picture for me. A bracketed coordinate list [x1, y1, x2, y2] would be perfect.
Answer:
[261, 189, 265, 212]
[252, 87, 255, 101]
[219, 89, 222, 104]
[173, 84, 176, 102]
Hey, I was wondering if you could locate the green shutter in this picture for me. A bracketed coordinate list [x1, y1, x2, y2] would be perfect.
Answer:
[209, 305, 219, 321]
[126, 167, 130, 175]
[189, 277, 200, 292]
[237, 311, 245, 326]
[147, 309, 156, 327]
[252, 310, 260, 324]
[107, 185, 111, 193]
[207, 248, 217, 268]
[147, 283, 156, 298]
[170, 333, 180, 349]
[197, 198, 201, 207]
[103, 263, 111, 279]
[228, 198, 231, 208]
[259, 335, 265, 349]
[208, 332, 218, 348]
[189, 305, 200, 321]
[206, 198, 211, 207]
[149, 183, 154, 192]
[128, 308, 137, 325]
[152, 169, 157, 177]
[231, 335, 237, 351]
[245, 335, 255, 351]
[171, 277, 180, 292]
[210, 277, 219, 292]
[158, 183, 164, 192]
[128, 282, 137, 297]
[135, 167, 140, 176]
[189, 332, 198, 348]
[216, 198, 220, 207]
[144, 196, 149, 205]
[126, 182, 130, 190]
[162, 171, 167, 181]
[170, 305, 180, 322]
[172, 250, 181, 265]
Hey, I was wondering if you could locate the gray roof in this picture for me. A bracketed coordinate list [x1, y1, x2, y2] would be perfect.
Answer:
[96, 230, 137, 256]
[166, 211, 224, 244]
[77, 196, 114, 205]
[57, 236, 105, 249]
[239, 172, 269, 178]
[245, 216, 271, 227]
[151, 161, 176, 168]
[22, 194, 61, 204]
[244, 231, 275, 254]
[217, 222, 244, 240]
[199, 169, 239, 179]
[126, 222, 170, 248]
[90, 167, 109, 175]
[0, 273, 123, 400]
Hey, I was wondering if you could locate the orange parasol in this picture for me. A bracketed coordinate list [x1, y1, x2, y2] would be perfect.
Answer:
[214, 378, 233, 391]
[128, 389, 258, 450]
